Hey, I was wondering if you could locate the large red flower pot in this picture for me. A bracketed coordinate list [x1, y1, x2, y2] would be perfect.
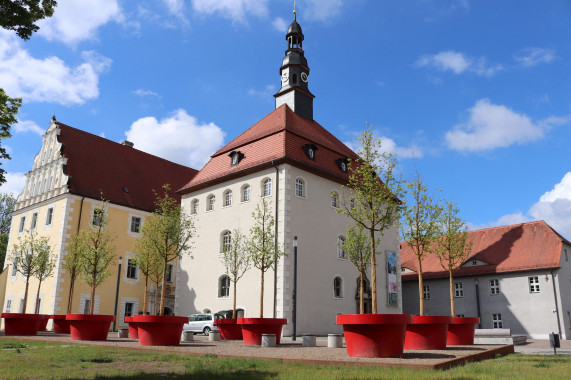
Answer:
[446, 317, 480, 346]
[237, 318, 287, 345]
[125, 316, 138, 339]
[1, 313, 43, 336]
[51, 315, 70, 334]
[215, 318, 243, 340]
[336, 314, 413, 358]
[133, 315, 187, 346]
[404, 315, 453, 350]
[38, 315, 50, 331]
[66, 314, 115, 341]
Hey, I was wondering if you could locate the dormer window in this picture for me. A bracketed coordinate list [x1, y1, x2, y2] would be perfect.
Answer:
[335, 158, 349, 173]
[302, 144, 318, 161]
[229, 151, 243, 167]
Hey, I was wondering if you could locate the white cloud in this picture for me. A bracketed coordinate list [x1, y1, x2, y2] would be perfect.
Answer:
[133, 89, 161, 98]
[0, 172, 27, 197]
[468, 212, 531, 231]
[248, 84, 276, 98]
[14, 120, 44, 136]
[163, 0, 185, 14]
[445, 99, 546, 152]
[415, 51, 502, 77]
[514, 47, 556, 68]
[0, 31, 111, 105]
[304, 0, 344, 23]
[191, 0, 268, 23]
[344, 136, 423, 159]
[37, 0, 124, 45]
[125, 109, 225, 169]
[272, 17, 287, 32]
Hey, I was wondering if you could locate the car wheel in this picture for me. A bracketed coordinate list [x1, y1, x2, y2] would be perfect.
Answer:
[203, 326, 211, 336]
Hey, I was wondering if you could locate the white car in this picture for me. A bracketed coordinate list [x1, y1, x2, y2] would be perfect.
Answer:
[182, 313, 223, 335]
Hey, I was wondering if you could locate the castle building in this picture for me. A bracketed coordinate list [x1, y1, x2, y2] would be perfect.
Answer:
[175, 14, 403, 335]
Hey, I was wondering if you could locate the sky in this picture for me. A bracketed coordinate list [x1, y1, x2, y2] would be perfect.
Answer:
[1, 0, 570, 240]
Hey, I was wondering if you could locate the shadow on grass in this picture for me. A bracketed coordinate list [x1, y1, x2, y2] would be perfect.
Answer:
[402, 352, 456, 359]
[447, 347, 487, 352]
[95, 372, 276, 380]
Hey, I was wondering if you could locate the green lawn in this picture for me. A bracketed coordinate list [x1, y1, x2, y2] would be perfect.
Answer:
[1, 339, 570, 379]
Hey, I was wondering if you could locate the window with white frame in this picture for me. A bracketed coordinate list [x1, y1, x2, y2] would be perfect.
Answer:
[5, 299, 12, 313]
[221, 230, 231, 253]
[191, 199, 199, 215]
[124, 302, 134, 322]
[45, 207, 54, 226]
[492, 313, 503, 328]
[127, 259, 137, 279]
[529, 276, 540, 293]
[241, 184, 251, 202]
[295, 178, 305, 198]
[92, 207, 104, 226]
[223, 189, 232, 207]
[337, 236, 346, 259]
[83, 299, 91, 314]
[333, 276, 343, 298]
[218, 275, 230, 298]
[262, 179, 272, 197]
[130, 216, 141, 233]
[490, 279, 500, 295]
[19, 216, 26, 232]
[30, 212, 38, 230]
[166, 264, 173, 282]
[454, 282, 464, 298]
[207, 195, 215, 211]
[331, 192, 339, 208]
[423, 284, 430, 300]
[11, 260, 18, 277]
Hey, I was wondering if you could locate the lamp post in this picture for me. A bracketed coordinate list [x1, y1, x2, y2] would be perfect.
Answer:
[112, 256, 122, 332]
[292, 236, 297, 341]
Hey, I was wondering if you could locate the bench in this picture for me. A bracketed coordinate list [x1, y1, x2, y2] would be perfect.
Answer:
[474, 328, 527, 345]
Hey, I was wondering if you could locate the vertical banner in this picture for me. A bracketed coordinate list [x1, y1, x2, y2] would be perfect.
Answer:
[387, 251, 398, 306]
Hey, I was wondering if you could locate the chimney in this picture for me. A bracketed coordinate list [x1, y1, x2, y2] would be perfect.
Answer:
[121, 140, 134, 148]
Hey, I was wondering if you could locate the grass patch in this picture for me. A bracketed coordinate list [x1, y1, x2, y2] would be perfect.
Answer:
[0, 339, 570, 379]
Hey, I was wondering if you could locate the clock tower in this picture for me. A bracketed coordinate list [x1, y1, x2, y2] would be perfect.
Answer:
[274, 11, 315, 121]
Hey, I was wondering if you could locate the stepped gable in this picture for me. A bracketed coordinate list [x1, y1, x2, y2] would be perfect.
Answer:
[57, 122, 198, 212]
[400, 220, 569, 281]
[178, 104, 360, 193]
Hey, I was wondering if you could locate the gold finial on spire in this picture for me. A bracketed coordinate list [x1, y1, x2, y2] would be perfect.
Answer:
[293, 0, 297, 20]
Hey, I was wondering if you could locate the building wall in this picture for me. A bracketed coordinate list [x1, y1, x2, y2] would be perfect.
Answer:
[556, 243, 571, 338]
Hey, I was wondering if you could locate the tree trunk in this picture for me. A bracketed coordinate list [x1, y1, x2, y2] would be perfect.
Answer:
[159, 263, 167, 316]
[449, 270, 455, 316]
[23, 275, 31, 313]
[143, 277, 149, 315]
[34, 279, 43, 314]
[89, 283, 96, 314]
[233, 278, 237, 319]
[260, 269, 265, 318]
[67, 280, 75, 314]
[154, 285, 159, 315]
[417, 256, 424, 316]
[359, 271, 365, 314]
[370, 228, 377, 314]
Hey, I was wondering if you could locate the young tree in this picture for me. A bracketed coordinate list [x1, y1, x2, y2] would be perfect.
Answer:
[247, 198, 285, 318]
[0, 0, 57, 40]
[0, 90, 21, 185]
[342, 223, 371, 314]
[148, 264, 164, 315]
[137, 184, 195, 315]
[33, 243, 56, 313]
[432, 201, 473, 316]
[77, 200, 116, 314]
[132, 239, 163, 315]
[0, 193, 16, 266]
[10, 232, 51, 313]
[220, 229, 250, 318]
[339, 125, 404, 314]
[62, 234, 83, 313]
[401, 172, 442, 316]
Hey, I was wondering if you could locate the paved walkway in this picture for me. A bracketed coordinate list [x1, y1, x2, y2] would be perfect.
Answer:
[514, 339, 571, 355]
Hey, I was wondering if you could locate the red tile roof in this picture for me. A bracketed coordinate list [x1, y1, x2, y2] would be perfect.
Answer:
[401, 220, 570, 281]
[179, 105, 360, 193]
[57, 122, 198, 212]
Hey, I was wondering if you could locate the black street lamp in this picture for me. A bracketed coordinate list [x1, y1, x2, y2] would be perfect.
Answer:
[112, 256, 122, 332]
[292, 236, 297, 341]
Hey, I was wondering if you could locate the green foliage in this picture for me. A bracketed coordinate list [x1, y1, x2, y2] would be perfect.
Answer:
[32, 238, 56, 313]
[0, 193, 15, 265]
[0, 0, 57, 40]
[133, 234, 163, 315]
[342, 223, 371, 314]
[220, 229, 250, 318]
[339, 125, 405, 313]
[247, 198, 285, 317]
[62, 233, 83, 313]
[0, 89, 22, 184]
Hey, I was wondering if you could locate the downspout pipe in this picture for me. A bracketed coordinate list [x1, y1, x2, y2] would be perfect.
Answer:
[273, 163, 279, 318]
[551, 269, 562, 337]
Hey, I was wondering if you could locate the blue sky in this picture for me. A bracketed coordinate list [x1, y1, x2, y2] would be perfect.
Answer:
[1, 0, 570, 239]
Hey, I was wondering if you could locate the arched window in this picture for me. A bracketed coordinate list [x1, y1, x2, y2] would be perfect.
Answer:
[337, 236, 346, 259]
[218, 275, 230, 298]
[333, 276, 343, 298]
[207, 195, 215, 211]
[223, 189, 232, 207]
[262, 179, 272, 197]
[221, 230, 231, 253]
[331, 192, 339, 208]
[295, 178, 305, 198]
[241, 184, 251, 202]
[191, 199, 199, 215]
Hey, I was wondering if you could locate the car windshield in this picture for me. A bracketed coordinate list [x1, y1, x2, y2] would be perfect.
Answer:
[214, 313, 225, 319]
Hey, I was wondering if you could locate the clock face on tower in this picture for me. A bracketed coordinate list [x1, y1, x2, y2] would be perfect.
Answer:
[301, 72, 308, 82]
[282, 72, 289, 83]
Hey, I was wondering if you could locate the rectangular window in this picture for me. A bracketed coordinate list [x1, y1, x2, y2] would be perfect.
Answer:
[529, 276, 540, 293]
[45, 207, 53, 226]
[83, 299, 91, 314]
[166, 264, 173, 282]
[242, 186, 251, 202]
[30, 212, 38, 230]
[5, 299, 12, 313]
[127, 259, 137, 279]
[11, 260, 18, 277]
[19, 216, 26, 232]
[454, 282, 464, 298]
[92, 208, 104, 226]
[337, 237, 346, 259]
[490, 279, 500, 295]
[423, 285, 430, 300]
[124, 302, 134, 322]
[130, 216, 141, 233]
[492, 313, 503, 328]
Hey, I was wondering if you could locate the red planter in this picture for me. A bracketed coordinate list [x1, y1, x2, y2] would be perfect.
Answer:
[404, 315, 453, 350]
[38, 315, 50, 331]
[51, 315, 70, 334]
[215, 318, 243, 340]
[66, 314, 115, 341]
[125, 316, 138, 339]
[1, 313, 43, 336]
[237, 318, 287, 345]
[133, 315, 187, 346]
[336, 314, 413, 358]
[446, 317, 480, 346]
